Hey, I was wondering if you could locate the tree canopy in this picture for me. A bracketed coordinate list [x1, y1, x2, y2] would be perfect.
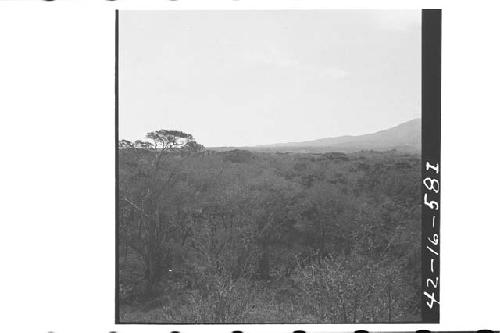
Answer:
[119, 130, 204, 152]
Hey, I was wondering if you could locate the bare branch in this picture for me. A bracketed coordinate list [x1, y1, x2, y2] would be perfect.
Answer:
[122, 197, 151, 218]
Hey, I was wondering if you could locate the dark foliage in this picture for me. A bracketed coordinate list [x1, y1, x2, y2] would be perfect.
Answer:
[118, 132, 421, 323]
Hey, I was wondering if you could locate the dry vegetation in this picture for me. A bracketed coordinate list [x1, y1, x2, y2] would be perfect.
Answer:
[118, 131, 421, 323]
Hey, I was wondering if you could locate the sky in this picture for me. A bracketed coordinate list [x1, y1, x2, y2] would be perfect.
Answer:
[119, 10, 421, 147]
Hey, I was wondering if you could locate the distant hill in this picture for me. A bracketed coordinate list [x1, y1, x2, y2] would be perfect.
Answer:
[211, 119, 421, 153]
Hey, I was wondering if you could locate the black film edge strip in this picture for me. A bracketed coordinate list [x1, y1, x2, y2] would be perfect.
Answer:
[421, 8, 441, 324]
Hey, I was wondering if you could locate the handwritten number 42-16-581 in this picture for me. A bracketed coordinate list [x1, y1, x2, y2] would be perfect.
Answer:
[423, 161, 439, 310]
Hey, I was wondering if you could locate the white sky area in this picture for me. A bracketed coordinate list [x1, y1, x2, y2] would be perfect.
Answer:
[119, 10, 421, 147]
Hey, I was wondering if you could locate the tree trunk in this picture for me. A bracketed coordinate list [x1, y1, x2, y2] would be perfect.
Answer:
[143, 208, 163, 296]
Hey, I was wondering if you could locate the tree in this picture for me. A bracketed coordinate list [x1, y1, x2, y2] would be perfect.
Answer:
[146, 129, 194, 149]
[182, 140, 205, 153]
[133, 140, 153, 149]
[119, 139, 134, 149]
[120, 129, 203, 294]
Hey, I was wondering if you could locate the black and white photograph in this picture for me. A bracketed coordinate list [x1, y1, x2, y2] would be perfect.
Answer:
[6, 0, 500, 332]
[117, 10, 428, 324]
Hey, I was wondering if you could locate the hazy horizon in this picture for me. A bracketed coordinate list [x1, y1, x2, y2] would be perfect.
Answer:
[207, 117, 420, 148]
[120, 10, 421, 147]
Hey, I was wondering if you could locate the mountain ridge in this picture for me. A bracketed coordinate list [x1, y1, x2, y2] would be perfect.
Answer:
[210, 118, 421, 153]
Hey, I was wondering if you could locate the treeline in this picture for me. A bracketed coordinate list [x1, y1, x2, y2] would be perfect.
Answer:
[118, 130, 421, 323]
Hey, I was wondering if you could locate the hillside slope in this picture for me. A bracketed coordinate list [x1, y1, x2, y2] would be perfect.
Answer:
[212, 119, 421, 153]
